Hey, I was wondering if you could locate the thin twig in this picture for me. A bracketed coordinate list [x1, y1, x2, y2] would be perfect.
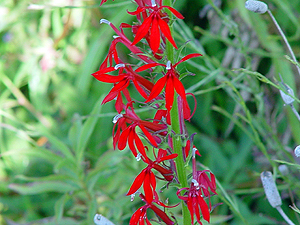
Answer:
[267, 10, 300, 78]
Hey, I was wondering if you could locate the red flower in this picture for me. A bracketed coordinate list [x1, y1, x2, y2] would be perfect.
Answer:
[100, 19, 156, 64]
[113, 104, 167, 159]
[136, 53, 202, 118]
[177, 149, 216, 225]
[127, 149, 177, 203]
[128, 1, 184, 53]
[130, 193, 175, 225]
[92, 64, 155, 112]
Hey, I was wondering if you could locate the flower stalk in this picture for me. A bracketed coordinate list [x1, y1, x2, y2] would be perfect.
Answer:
[95, 1, 217, 224]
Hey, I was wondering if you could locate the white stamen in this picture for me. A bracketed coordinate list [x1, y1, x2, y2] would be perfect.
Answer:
[192, 147, 197, 158]
[114, 64, 125, 70]
[245, 0, 268, 14]
[100, 19, 111, 25]
[151, 0, 156, 7]
[112, 114, 123, 123]
[113, 35, 120, 39]
[191, 179, 199, 188]
[131, 193, 136, 202]
[136, 153, 142, 161]
[166, 61, 171, 70]
[294, 145, 300, 157]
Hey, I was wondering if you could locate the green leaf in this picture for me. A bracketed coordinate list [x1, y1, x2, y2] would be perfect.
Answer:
[75, 96, 104, 163]
[9, 181, 79, 195]
[55, 193, 70, 222]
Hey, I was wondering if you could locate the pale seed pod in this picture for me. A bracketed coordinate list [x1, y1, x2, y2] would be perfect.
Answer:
[245, 0, 268, 14]
[261, 171, 282, 208]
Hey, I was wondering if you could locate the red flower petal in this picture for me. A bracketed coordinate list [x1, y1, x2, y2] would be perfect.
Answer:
[149, 204, 175, 225]
[158, 18, 177, 49]
[187, 198, 195, 224]
[173, 77, 186, 99]
[132, 15, 153, 45]
[161, 6, 185, 19]
[128, 128, 138, 157]
[135, 63, 161, 72]
[118, 127, 130, 150]
[159, 153, 178, 162]
[139, 125, 158, 147]
[143, 172, 153, 203]
[102, 91, 118, 105]
[127, 169, 146, 196]
[149, 16, 160, 53]
[129, 206, 143, 225]
[146, 75, 167, 103]
[165, 76, 174, 111]
[174, 53, 202, 67]
[92, 73, 125, 83]
[134, 132, 147, 159]
[197, 195, 210, 222]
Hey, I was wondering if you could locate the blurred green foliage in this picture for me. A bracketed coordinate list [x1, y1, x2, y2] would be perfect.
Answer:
[1, 0, 300, 224]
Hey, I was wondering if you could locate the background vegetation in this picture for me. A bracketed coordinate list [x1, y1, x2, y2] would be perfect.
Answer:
[1, 0, 300, 224]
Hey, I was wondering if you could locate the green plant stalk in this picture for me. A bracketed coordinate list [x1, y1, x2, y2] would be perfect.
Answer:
[170, 97, 191, 225]
[163, 0, 191, 224]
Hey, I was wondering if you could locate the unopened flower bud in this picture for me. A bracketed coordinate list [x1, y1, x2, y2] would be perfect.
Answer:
[261, 171, 282, 208]
[245, 0, 268, 14]
[294, 145, 300, 157]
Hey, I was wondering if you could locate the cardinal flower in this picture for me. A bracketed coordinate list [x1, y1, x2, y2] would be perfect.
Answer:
[128, 0, 184, 53]
[127, 149, 177, 203]
[113, 104, 167, 159]
[92, 63, 155, 112]
[130, 193, 175, 225]
[136, 53, 202, 119]
[177, 148, 217, 225]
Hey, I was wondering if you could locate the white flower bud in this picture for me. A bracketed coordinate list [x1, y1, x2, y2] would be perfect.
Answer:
[261, 171, 282, 208]
[94, 214, 115, 225]
[294, 145, 300, 157]
[245, 0, 268, 14]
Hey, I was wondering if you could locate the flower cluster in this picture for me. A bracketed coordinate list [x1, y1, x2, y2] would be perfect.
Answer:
[94, 0, 217, 224]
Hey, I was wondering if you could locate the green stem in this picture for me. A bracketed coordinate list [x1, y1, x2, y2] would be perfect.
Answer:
[171, 98, 191, 225]
[163, 1, 191, 224]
